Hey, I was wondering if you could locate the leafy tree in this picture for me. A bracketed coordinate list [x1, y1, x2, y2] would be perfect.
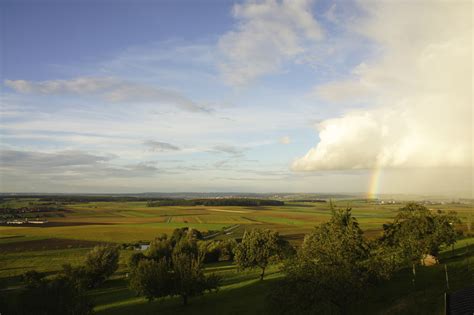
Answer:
[430, 210, 461, 256]
[234, 229, 288, 280]
[61, 264, 91, 291]
[220, 238, 238, 261]
[198, 240, 221, 263]
[129, 228, 221, 305]
[147, 235, 173, 261]
[174, 237, 202, 262]
[84, 245, 119, 288]
[172, 252, 218, 305]
[129, 252, 148, 269]
[129, 259, 172, 301]
[381, 203, 461, 272]
[170, 227, 202, 245]
[268, 208, 389, 314]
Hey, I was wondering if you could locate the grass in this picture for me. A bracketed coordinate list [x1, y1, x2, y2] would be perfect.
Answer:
[1, 199, 471, 244]
[1, 198, 472, 314]
[91, 263, 283, 315]
[85, 237, 473, 315]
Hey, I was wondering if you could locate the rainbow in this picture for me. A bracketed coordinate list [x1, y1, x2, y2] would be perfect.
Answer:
[367, 167, 383, 199]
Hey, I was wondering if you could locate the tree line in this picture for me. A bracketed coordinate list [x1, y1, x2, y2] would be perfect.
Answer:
[147, 198, 284, 207]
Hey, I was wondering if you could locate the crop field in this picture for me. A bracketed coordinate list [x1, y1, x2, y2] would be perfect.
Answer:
[1, 199, 472, 244]
[1, 199, 473, 245]
[0, 197, 472, 314]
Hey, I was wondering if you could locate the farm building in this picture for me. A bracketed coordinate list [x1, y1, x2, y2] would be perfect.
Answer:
[28, 220, 49, 224]
[6, 220, 24, 225]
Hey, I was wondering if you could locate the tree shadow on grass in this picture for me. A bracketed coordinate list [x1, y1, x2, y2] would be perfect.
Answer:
[95, 277, 280, 315]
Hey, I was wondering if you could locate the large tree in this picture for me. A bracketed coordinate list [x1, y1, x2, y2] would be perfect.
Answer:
[234, 228, 291, 280]
[129, 259, 172, 301]
[129, 228, 220, 305]
[84, 245, 119, 288]
[268, 208, 390, 314]
[171, 252, 219, 305]
[381, 203, 461, 271]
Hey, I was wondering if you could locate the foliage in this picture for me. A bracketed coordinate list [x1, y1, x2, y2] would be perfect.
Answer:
[17, 274, 93, 315]
[84, 245, 120, 288]
[381, 203, 461, 267]
[199, 240, 221, 263]
[61, 264, 92, 290]
[171, 227, 203, 243]
[268, 208, 389, 314]
[147, 235, 173, 261]
[129, 252, 147, 269]
[147, 198, 284, 207]
[129, 258, 172, 301]
[234, 229, 290, 280]
[129, 227, 221, 305]
[171, 252, 219, 305]
[220, 238, 238, 261]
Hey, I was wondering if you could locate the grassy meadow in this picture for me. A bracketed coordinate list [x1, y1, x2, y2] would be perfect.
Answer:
[0, 197, 473, 314]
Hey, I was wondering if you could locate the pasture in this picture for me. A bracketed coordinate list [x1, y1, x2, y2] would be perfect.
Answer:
[0, 197, 473, 314]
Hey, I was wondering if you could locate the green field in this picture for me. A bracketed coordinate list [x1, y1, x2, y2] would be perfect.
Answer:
[0, 198, 473, 314]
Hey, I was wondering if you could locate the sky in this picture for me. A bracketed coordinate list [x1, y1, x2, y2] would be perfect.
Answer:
[0, 0, 472, 197]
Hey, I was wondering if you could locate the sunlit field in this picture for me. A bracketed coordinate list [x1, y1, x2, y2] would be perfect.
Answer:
[2, 199, 473, 243]
[0, 197, 472, 314]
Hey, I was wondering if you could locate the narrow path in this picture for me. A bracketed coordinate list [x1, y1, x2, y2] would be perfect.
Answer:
[202, 224, 240, 240]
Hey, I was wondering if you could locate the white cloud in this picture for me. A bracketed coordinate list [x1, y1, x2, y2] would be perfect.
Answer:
[218, 0, 322, 86]
[294, 0, 472, 171]
[4, 77, 209, 112]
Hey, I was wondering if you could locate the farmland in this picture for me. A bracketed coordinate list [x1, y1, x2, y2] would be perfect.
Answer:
[0, 196, 473, 314]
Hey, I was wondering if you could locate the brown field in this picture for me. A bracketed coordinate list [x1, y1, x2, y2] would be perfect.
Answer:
[0, 237, 107, 253]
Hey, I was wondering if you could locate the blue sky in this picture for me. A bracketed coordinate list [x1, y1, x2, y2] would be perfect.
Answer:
[0, 0, 471, 196]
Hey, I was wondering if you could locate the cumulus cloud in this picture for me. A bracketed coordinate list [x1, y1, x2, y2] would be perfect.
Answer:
[4, 77, 209, 112]
[218, 0, 322, 86]
[144, 140, 180, 152]
[293, 0, 472, 171]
